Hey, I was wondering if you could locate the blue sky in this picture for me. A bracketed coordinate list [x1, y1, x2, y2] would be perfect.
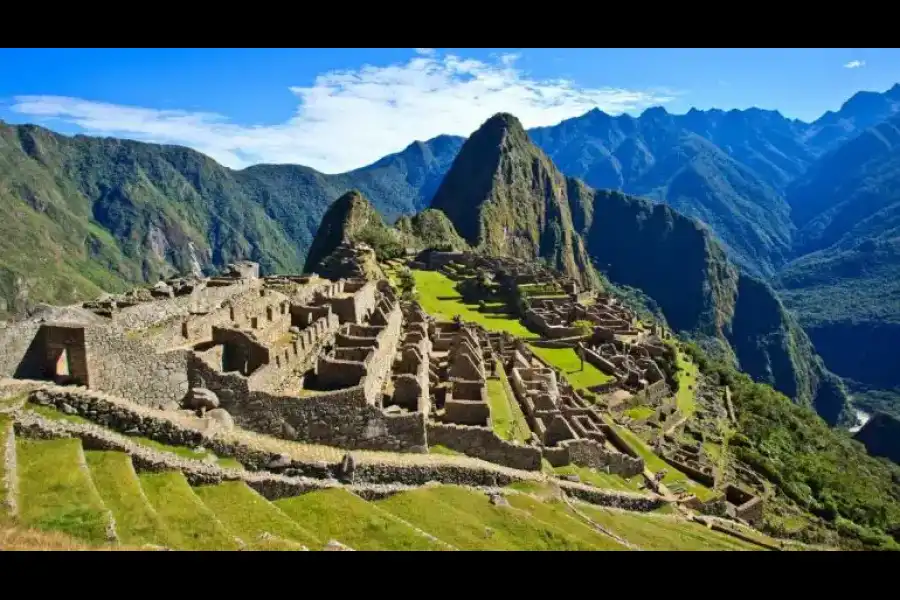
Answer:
[1, 48, 898, 173]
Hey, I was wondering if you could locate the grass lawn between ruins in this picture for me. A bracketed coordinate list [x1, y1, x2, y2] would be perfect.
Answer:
[527, 344, 614, 390]
[675, 349, 699, 418]
[411, 269, 539, 339]
[487, 363, 531, 443]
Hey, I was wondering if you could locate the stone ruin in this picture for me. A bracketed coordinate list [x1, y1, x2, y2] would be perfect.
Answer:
[502, 340, 644, 478]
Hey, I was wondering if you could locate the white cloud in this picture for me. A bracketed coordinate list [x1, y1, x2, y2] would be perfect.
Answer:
[844, 60, 866, 69]
[10, 51, 676, 173]
[413, 48, 436, 56]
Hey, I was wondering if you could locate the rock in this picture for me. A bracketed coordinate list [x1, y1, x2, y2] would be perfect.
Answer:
[32, 390, 51, 405]
[339, 452, 356, 483]
[383, 405, 403, 415]
[563, 474, 581, 483]
[60, 403, 77, 415]
[206, 408, 234, 431]
[188, 388, 219, 411]
[267, 453, 292, 469]
[124, 428, 140, 436]
[488, 493, 509, 507]
[323, 540, 354, 551]
[289, 326, 301, 334]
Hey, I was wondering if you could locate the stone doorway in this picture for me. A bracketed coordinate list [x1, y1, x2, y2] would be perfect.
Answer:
[40, 325, 89, 386]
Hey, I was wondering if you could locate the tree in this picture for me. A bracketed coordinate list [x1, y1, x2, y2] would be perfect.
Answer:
[398, 268, 416, 299]
[572, 320, 594, 371]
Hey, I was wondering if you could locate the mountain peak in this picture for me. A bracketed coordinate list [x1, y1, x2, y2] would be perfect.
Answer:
[430, 111, 595, 285]
[640, 106, 670, 119]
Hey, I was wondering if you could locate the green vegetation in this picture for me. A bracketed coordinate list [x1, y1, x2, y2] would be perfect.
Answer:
[528, 344, 613, 390]
[625, 406, 656, 421]
[377, 485, 599, 550]
[138, 471, 240, 551]
[26, 403, 90, 425]
[684, 340, 900, 549]
[16, 438, 111, 544]
[84, 451, 172, 547]
[553, 464, 645, 493]
[275, 488, 444, 551]
[0, 415, 10, 508]
[575, 504, 764, 551]
[604, 418, 718, 501]
[503, 494, 627, 549]
[193, 481, 320, 550]
[0, 121, 464, 316]
[411, 269, 537, 338]
[428, 445, 462, 456]
[675, 349, 699, 418]
[486, 365, 531, 443]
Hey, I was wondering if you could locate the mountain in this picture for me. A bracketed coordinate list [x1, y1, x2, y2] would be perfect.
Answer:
[430, 113, 599, 289]
[803, 84, 900, 154]
[429, 113, 850, 424]
[854, 412, 900, 465]
[0, 121, 461, 316]
[776, 114, 900, 414]
[528, 108, 795, 277]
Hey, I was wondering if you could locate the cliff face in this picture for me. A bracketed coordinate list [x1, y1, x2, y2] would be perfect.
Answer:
[854, 412, 900, 465]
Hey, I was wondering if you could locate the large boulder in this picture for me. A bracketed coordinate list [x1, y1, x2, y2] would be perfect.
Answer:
[205, 408, 234, 431]
[188, 388, 220, 411]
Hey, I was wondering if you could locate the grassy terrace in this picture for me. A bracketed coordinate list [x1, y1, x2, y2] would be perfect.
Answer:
[527, 344, 613, 390]
[194, 481, 320, 550]
[411, 269, 538, 339]
[138, 471, 240, 551]
[16, 438, 111, 544]
[553, 464, 645, 493]
[487, 363, 531, 443]
[85, 451, 172, 547]
[576, 505, 765, 551]
[377, 485, 602, 550]
[276, 488, 445, 551]
[603, 418, 718, 502]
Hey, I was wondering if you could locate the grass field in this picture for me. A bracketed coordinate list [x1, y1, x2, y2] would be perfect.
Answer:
[487, 365, 531, 443]
[138, 471, 240, 551]
[625, 405, 656, 421]
[527, 345, 614, 390]
[276, 488, 444, 551]
[377, 485, 599, 550]
[575, 505, 764, 551]
[554, 464, 646, 493]
[16, 438, 111, 544]
[675, 349, 699, 418]
[85, 451, 172, 547]
[193, 481, 320, 550]
[411, 270, 538, 339]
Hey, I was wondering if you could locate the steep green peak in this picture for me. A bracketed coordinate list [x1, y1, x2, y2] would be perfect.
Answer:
[303, 189, 385, 274]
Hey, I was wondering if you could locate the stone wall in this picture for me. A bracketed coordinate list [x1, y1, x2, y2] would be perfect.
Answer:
[560, 438, 644, 478]
[426, 422, 541, 471]
[188, 354, 425, 452]
[84, 327, 190, 409]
